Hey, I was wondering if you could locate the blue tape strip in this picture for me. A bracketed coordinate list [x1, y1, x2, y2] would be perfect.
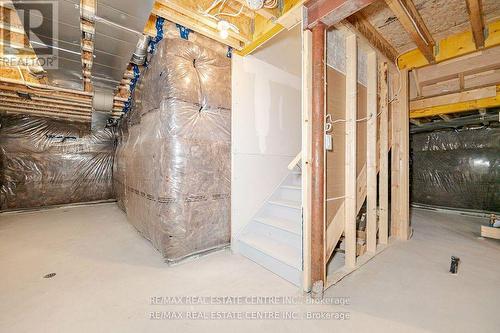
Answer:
[148, 16, 165, 55]
[123, 64, 140, 114]
[176, 23, 191, 40]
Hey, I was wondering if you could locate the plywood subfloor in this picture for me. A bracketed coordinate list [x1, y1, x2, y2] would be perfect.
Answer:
[0, 204, 498, 332]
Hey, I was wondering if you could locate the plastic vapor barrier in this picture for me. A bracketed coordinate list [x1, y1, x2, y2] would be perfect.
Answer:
[0, 115, 115, 210]
[114, 23, 231, 263]
[411, 126, 500, 212]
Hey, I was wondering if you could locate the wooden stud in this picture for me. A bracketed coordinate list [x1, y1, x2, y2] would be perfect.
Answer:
[366, 51, 377, 254]
[385, 0, 435, 63]
[345, 32, 357, 268]
[390, 72, 401, 237]
[378, 62, 389, 245]
[466, 0, 485, 49]
[399, 69, 410, 240]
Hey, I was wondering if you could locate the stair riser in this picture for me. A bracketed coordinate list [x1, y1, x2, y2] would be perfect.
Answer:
[284, 173, 302, 187]
[271, 187, 301, 203]
[261, 203, 301, 222]
[246, 222, 302, 248]
[238, 240, 302, 286]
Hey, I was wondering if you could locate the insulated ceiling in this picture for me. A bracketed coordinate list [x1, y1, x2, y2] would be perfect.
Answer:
[13, 0, 154, 92]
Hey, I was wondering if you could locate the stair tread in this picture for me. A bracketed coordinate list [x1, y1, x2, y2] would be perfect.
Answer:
[254, 216, 301, 235]
[239, 232, 301, 269]
[281, 185, 301, 190]
[268, 199, 301, 210]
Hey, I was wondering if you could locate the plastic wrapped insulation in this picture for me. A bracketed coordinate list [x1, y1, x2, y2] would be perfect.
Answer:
[411, 126, 500, 212]
[0, 115, 115, 210]
[114, 22, 231, 263]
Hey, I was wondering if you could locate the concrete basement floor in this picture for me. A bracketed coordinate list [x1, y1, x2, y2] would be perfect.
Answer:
[0, 203, 499, 333]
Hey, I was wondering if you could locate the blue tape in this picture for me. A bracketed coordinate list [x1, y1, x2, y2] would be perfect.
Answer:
[176, 23, 191, 40]
[226, 46, 233, 59]
[148, 16, 165, 55]
[123, 64, 140, 114]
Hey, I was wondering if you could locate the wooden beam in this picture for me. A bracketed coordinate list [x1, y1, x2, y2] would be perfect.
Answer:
[415, 47, 500, 88]
[152, 4, 243, 50]
[378, 62, 389, 245]
[410, 85, 497, 111]
[366, 51, 377, 254]
[466, 0, 485, 49]
[399, 20, 500, 70]
[158, 0, 251, 43]
[305, 0, 376, 29]
[311, 22, 326, 285]
[411, 88, 500, 118]
[385, 0, 435, 63]
[345, 12, 398, 64]
[345, 32, 357, 268]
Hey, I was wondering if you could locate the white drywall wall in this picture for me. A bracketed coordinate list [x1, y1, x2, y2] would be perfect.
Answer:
[231, 26, 302, 250]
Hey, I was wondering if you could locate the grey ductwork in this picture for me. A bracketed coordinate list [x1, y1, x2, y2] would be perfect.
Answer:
[131, 35, 151, 65]
[93, 90, 114, 113]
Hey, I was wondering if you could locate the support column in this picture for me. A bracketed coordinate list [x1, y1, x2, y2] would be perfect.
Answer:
[310, 22, 326, 286]
[399, 69, 410, 240]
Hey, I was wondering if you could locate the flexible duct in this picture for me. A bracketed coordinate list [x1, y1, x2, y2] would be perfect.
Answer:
[131, 35, 151, 65]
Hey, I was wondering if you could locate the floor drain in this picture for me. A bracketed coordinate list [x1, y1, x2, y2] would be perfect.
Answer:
[43, 273, 56, 279]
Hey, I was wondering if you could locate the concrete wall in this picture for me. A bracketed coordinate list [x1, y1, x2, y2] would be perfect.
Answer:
[231, 26, 302, 249]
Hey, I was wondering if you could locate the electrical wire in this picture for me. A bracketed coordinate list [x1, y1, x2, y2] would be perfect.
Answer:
[326, 195, 347, 202]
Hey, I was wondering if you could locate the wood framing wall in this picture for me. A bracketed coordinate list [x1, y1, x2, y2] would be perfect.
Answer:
[305, 24, 411, 290]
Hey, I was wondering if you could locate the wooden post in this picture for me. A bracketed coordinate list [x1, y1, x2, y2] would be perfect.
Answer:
[399, 69, 410, 240]
[366, 51, 377, 254]
[391, 72, 401, 237]
[345, 32, 357, 268]
[310, 22, 326, 285]
[378, 62, 389, 245]
[391, 68, 410, 240]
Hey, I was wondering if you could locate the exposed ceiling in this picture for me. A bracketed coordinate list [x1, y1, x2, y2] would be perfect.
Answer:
[12, 0, 155, 92]
[361, 0, 500, 54]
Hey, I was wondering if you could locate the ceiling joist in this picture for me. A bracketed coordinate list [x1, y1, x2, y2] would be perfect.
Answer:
[385, 0, 435, 63]
[345, 12, 398, 64]
[465, 0, 485, 49]
[304, 0, 376, 29]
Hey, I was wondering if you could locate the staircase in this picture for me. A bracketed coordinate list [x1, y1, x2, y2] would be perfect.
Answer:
[238, 163, 303, 286]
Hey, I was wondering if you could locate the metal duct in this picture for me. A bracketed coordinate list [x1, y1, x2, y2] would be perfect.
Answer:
[410, 111, 499, 134]
[131, 35, 151, 65]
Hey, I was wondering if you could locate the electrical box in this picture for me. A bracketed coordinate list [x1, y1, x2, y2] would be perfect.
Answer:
[325, 134, 333, 151]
